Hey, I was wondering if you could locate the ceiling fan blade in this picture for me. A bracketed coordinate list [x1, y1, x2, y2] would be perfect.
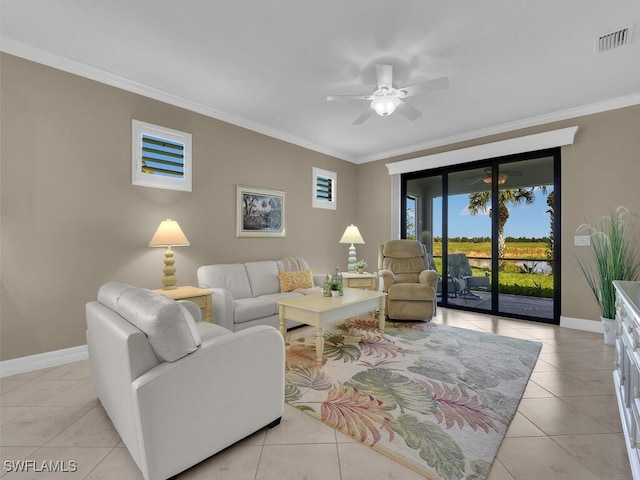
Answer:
[462, 173, 483, 181]
[353, 110, 373, 125]
[400, 76, 449, 97]
[396, 100, 422, 121]
[326, 94, 373, 101]
[375, 64, 393, 90]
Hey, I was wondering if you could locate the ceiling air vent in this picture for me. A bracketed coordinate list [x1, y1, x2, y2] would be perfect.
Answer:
[596, 25, 633, 53]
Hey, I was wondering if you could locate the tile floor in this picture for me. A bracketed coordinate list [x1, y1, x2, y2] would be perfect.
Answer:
[0, 308, 632, 479]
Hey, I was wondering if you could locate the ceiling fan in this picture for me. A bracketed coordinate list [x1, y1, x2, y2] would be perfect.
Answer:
[326, 64, 449, 125]
[465, 168, 524, 186]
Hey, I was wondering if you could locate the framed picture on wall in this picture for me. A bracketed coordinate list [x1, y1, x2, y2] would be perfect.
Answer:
[236, 185, 286, 237]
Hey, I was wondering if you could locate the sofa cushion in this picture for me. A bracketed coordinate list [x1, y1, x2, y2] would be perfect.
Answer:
[388, 283, 433, 301]
[234, 297, 278, 324]
[382, 256, 426, 275]
[259, 291, 303, 306]
[98, 282, 201, 362]
[245, 261, 280, 297]
[277, 257, 310, 271]
[198, 264, 253, 300]
[382, 240, 425, 258]
[278, 269, 314, 292]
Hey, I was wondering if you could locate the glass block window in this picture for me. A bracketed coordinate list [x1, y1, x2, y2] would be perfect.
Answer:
[132, 120, 192, 191]
[312, 167, 336, 210]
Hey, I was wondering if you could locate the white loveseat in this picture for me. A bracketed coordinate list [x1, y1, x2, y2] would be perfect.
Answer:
[197, 258, 323, 332]
[86, 282, 284, 480]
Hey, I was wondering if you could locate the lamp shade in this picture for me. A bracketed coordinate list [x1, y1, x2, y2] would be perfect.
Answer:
[148, 218, 191, 247]
[339, 225, 365, 244]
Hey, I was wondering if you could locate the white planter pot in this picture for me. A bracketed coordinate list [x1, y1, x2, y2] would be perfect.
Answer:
[601, 316, 617, 346]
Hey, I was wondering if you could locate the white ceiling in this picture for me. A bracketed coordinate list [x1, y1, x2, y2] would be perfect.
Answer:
[2, 0, 640, 164]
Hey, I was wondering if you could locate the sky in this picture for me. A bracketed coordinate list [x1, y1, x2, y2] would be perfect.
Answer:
[430, 189, 552, 239]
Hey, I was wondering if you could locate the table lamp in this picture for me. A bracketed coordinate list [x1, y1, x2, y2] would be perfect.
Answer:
[339, 224, 365, 272]
[149, 218, 191, 290]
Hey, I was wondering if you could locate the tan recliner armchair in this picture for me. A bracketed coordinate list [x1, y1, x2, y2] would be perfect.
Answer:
[378, 240, 439, 321]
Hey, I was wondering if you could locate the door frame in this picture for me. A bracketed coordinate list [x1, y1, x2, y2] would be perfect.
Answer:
[401, 148, 561, 324]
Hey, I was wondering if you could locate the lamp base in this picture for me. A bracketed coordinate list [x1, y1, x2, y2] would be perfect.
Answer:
[161, 247, 178, 290]
[347, 244, 357, 273]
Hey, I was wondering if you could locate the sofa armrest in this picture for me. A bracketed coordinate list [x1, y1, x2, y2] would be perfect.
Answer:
[202, 288, 234, 331]
[130, 325, 284, 480]
[313, 274, 327, 288]
[378, 269, 395, 292]
[178, 300, 202, 323]
[419, 271, 439, 314]
[419, 270, 439, 290]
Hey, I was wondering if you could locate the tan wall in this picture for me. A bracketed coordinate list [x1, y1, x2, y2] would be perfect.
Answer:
[2, 53, 639, 361]
[0, 54, 358, 361]
[356, 105, 640, 324]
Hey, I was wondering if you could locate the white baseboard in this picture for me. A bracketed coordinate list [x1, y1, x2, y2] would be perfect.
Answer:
[560, 315, 603, 334]
[0, 345, 89, 378]
[0, 317, 601, 377]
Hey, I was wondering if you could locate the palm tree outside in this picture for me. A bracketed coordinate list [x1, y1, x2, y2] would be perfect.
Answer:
[467, 188, 551, 270]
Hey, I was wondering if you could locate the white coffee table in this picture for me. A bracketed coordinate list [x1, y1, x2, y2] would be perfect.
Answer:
[277, 287, 386, 366]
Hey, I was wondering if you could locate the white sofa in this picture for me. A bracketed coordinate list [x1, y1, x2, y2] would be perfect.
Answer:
[197, 259, 323, 332]
[86, 282, 284, 480]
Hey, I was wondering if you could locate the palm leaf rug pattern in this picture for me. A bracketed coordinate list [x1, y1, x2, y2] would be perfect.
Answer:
[285, 317, 542, 480]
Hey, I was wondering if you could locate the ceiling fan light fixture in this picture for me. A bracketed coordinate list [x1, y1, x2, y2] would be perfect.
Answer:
[483, 173, 508, 185]
[328, 64, 448, 124]
[371, 94, 400, 117]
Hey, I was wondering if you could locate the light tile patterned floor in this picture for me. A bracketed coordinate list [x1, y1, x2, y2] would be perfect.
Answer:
[0, 309, 631, 479]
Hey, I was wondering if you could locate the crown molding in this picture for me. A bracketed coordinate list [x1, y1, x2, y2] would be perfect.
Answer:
[357, 93, 640, 164]
[3, 40, 638, 166]
[0, 40, 356, 163]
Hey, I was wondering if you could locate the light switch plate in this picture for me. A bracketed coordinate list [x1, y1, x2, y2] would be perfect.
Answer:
[574, 235, 591, 246]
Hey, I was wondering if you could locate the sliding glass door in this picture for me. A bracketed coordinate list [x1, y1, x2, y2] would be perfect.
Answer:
[446, 168, 492, 312]
[402, 149, 560, 324]
[496, 157, 556, 320]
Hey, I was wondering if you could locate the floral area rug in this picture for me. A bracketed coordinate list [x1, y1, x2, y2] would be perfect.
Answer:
[285, 317, 542, 480]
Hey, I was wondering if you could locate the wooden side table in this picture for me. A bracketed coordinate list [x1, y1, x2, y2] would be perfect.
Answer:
[341, 272, 377, 290]
[154, 286, 213, 323]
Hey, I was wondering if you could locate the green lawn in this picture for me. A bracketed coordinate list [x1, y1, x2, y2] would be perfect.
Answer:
[432, 244, 554, 298]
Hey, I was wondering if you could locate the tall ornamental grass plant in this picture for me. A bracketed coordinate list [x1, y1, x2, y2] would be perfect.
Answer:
[576, 206, 640, 319]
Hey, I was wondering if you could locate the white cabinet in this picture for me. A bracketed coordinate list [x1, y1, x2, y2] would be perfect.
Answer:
[614, 280, 640, 479]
